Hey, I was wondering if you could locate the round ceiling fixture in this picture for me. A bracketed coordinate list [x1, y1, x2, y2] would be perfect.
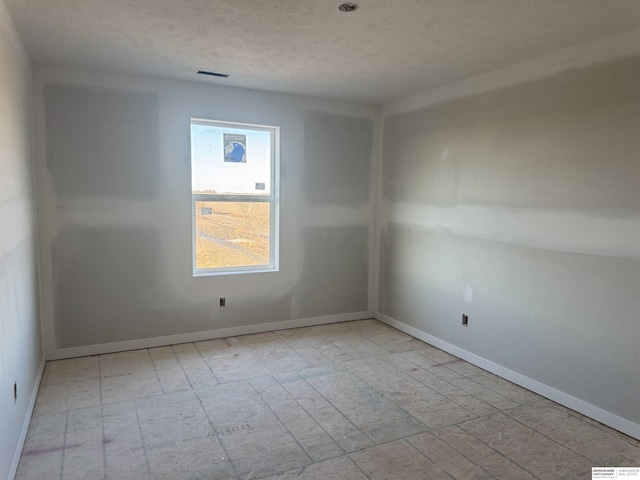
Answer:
[338, 3, 359, 12]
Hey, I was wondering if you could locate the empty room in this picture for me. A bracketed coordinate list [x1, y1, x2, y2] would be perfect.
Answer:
[1, 1, 639, 479]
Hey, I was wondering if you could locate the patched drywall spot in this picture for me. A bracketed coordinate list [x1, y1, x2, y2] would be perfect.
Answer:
[44, 83, 159, 199]
[52, 227, 164, 347]
[304, 112, 373, 205]
[294, 226, 368, 317]
[383, 56, 640, 210]
[462, 286, 473, 302]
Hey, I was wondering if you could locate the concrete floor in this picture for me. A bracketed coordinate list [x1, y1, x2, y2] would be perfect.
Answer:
[15, 320, 640, 479]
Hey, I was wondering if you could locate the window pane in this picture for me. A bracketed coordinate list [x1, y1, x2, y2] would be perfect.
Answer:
[191, 123, 271, 195]
[191, 118, 278, 275]
[194, 201, 270, 269]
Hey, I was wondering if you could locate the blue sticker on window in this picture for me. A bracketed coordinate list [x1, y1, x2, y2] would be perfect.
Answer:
[224, 133, 247, 163]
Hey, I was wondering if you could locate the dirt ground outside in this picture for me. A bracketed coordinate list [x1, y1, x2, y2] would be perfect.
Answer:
[194, 201, 270, 269]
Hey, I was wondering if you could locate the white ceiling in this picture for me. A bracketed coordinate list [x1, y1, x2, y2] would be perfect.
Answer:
[5, 0, 640, 104]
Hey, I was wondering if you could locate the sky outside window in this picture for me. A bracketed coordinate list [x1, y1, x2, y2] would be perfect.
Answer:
[191, 123, 271, 194]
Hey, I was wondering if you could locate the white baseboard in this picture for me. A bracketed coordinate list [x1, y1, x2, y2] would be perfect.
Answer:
[375, 312, 640, 441]
[7, 354, 45, 480]
[46, 311, 372, 361]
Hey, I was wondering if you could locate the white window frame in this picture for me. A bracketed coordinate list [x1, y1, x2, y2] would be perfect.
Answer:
[191, 118, 280, 276]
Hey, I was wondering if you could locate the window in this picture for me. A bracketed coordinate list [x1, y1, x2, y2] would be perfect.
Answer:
[190, 119, 279, 275]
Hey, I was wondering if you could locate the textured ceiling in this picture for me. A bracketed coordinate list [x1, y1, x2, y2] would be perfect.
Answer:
[5, 0, 640, 103]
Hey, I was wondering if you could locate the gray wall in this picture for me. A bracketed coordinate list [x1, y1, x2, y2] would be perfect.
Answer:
[32, 67, 376, 350]
[380, 57, 640, 425]
[0, 3, 42, 479]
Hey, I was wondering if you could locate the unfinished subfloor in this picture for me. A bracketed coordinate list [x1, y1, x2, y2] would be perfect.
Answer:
[15, 320, 640, 479]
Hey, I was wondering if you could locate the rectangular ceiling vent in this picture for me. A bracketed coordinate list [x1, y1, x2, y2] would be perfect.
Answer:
[197, 70, 229, 78]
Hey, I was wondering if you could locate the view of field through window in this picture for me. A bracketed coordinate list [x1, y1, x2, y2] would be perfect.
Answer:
[194, 201, 270, 269]
[191, 118, 276, 273]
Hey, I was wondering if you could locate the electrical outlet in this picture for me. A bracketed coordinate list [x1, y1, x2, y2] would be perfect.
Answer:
[14, 382, 17, 403]
[462, 314, 468, 326]
[219, 297, 226, 307]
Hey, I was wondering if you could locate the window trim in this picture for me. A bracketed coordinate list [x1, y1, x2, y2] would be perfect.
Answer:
[190, 118, 279, 276]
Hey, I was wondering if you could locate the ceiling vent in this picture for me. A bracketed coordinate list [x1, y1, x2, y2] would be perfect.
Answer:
[338, 3, 359, 12]
[197, 70, 229, 78]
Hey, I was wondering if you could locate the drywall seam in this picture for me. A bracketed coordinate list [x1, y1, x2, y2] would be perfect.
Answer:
[30, 64, 55, 353]
[370, 111, 385, 314]
[375, 312, 640, 441]
[46, 311, 372, 360]
[0, 1, 26, 59]
[27, 62, 46, 399]
[382, 202, 640, 261]
[6, 356, 45, 480]
[383, 28, 640, 117]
